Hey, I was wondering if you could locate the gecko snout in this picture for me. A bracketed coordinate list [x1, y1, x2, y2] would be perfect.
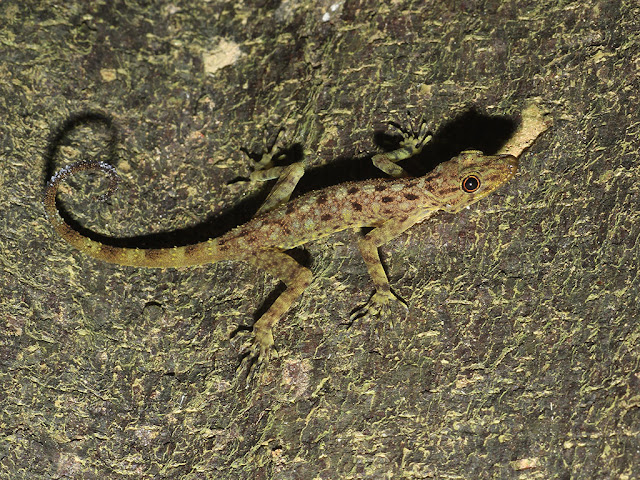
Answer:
[503, 155, 519, 179]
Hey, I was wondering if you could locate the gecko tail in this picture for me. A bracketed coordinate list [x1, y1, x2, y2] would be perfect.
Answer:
[43, 160, 226, 268]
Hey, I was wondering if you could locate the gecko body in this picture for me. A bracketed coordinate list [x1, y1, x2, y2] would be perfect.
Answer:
[44, 129, 519, 365]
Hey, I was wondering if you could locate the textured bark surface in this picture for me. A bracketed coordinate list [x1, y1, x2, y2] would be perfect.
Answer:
[1, 0, 638, 478]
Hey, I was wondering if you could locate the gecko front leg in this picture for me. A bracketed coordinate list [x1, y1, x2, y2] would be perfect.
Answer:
[372, 119, 432, 178]
[351, 211, 433, 322]
[350, 120, 432, 321]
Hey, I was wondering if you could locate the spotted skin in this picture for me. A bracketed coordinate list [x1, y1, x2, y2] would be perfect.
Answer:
[44, 132, 520, 367]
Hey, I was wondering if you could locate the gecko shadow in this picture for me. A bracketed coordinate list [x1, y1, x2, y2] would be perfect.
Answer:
[44, 107, 518, 252]
[43, 110, 120, 186]
[290, 107, 517, 194]
[44, 111, 275, 249]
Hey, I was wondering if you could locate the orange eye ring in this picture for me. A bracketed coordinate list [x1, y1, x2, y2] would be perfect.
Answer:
[462, 175, 480, 193]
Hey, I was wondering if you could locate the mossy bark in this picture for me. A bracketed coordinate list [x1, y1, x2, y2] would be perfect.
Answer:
[1, 0, 638, 478]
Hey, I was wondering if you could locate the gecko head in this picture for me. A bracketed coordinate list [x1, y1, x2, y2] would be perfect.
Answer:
[434, 150, 518, 213]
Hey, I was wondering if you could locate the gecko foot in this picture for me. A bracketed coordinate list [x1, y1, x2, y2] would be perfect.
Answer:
[235, 326, 277, 384]
[389, 115, 432, 153]
[349, 290, 408, 326]
[243, 128, 290, 180]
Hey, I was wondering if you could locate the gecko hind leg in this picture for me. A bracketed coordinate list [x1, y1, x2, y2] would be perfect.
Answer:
[246, 127, 288, 173]
[236, 248, 312, 379]
[255, 162, 304, 215]
[242, 129, 307, 215]
[349, 290, 408, 328]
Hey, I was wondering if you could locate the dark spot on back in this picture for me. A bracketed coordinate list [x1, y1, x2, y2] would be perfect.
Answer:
[285, 203, 296, 214]
[375, 185, 386, 192]
[321, 213, 332, 221]
[347, 187, 358, 194]
[404, 193, 418, 200]
[352, 202, 363, 211]
[316, 192, 328, 204]
[382, 196, 393, 203]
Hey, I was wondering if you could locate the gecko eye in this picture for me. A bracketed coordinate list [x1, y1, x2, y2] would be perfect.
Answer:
[462, 175, 480, 193]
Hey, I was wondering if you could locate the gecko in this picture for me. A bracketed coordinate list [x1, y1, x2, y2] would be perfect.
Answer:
[44, 122, 522, 370]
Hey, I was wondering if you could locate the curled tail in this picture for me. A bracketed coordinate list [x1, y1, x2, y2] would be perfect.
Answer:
[43, 160, 226, 268]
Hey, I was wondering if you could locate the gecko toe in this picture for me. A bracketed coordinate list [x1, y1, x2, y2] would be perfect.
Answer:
[235, 326, 276, 384]
[349, 290, 408, 326]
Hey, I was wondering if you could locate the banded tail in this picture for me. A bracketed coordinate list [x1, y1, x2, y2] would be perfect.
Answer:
[43, 160, 226, 268]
